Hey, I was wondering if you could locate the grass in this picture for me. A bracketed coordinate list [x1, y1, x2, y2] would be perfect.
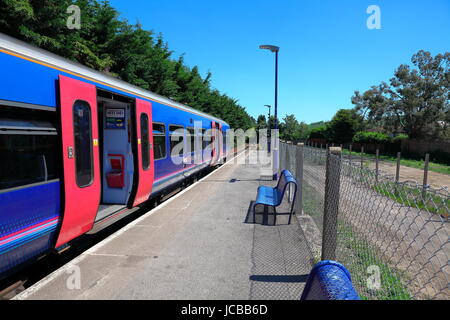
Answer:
[302, 157, 446, 299]
[337, 148, 450, 218]
[341, 149, 450, 176]
[302, 182, 324, 230]
[337, 222, 412, 300]
[302, 180, 413, 299]
[372, 182, 450, 219]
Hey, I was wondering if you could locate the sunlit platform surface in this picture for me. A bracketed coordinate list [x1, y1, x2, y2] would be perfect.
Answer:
[15, 149, 313, 300]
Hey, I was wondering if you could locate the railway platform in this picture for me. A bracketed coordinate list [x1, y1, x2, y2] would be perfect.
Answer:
[14, 149, 314, 300]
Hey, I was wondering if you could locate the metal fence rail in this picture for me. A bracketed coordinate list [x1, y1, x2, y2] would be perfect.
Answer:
[280, 142, 450, 300]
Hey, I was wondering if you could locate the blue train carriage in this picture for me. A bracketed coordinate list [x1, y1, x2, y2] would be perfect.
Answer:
[0, 33, 230, 279]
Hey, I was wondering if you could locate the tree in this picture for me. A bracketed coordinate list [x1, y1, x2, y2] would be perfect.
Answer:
[309, 125, 328, 140]
[279, 114, 309, 142]
[0, 0, 255, 130]
[326, 109, 364, 143]
[256, 115, 267, 130]
[297, 122, 310, 140]
[352, 50, 450, 139]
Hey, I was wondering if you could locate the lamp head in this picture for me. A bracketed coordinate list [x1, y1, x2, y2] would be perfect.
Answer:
[259, 45, 279, 53]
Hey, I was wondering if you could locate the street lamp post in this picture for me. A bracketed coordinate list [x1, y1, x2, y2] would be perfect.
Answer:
[260, 44, 280, 180]
[265, 104, 271, 152]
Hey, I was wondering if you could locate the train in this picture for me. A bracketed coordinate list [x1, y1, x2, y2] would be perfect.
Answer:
[0, 33, 231, 280]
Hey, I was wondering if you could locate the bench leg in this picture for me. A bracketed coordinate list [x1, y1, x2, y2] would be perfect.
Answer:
[264, 205, 270, 225]
[288, 185, 297, 225]
[254, 204, 286, 226]
[254, 203, 268, 225]
[273, 206, 277, 226]
[287, 185, 291, 203]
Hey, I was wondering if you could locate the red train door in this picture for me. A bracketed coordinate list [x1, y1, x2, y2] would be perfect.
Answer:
[211, 121, 216, 164]
[218, 123, 223, 162]
[55, 75, 101, 248]
[132, 99, 154, 206]
[211, 121, 221, 165]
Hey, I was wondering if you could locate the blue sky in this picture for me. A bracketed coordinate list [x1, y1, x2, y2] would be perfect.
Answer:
[108, 0, 450, 124]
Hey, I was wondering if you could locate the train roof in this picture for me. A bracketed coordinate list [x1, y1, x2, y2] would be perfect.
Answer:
[0, 33, 229, 126]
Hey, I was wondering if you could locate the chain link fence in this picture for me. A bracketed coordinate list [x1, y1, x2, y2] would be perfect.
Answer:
[279, 141, 450, 300]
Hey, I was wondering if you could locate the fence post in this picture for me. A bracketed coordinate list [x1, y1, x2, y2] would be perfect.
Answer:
[322, 147, 342, 261]
[422, 153, 430, 200]
[360, 146, 364, 169]
[295, 143, 304, 216]
[285, 142, 290, 172]
[349, 144, 352, 163]
[375, 149, 379, 184]
[395, 152, 401, 183]
[394, 152, 401, 196]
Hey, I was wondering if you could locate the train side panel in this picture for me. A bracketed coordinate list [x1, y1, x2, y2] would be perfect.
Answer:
[0, 182, 60, 276]
[0, 43, 230, 279]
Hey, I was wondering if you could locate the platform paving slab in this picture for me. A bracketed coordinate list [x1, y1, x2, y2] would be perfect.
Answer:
[15, 149, 313, 300]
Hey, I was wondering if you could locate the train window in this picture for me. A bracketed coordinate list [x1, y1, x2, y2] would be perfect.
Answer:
[187, 127, 195, 153]
[0, 133, 60, 190]
[140, 114, 150, 170]
[202, 129, 210, 150]
[223, 130, 227, 153]
[153, 123, 166, 160]
[169, 125, 184, 157]
[73, 100, 93, 188]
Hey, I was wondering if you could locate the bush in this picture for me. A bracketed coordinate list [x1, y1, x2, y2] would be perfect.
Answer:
[429, 150, 450, 166]
[353, 131, 390, 144]
[391, 134, 409, 143]
[309, 126, 328, 139]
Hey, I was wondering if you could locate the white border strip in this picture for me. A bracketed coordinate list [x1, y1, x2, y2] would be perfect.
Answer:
[13, 149, 247, 300]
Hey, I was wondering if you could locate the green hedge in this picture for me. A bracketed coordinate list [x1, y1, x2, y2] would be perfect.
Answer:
[391, 134, 409, 143]
[309, 126, 328, 139]
[353, 131, 390, 144]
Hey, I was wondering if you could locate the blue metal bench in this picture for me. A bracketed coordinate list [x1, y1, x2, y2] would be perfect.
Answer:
[300, 260, 360, 300]
[254, 169, 298, 225]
